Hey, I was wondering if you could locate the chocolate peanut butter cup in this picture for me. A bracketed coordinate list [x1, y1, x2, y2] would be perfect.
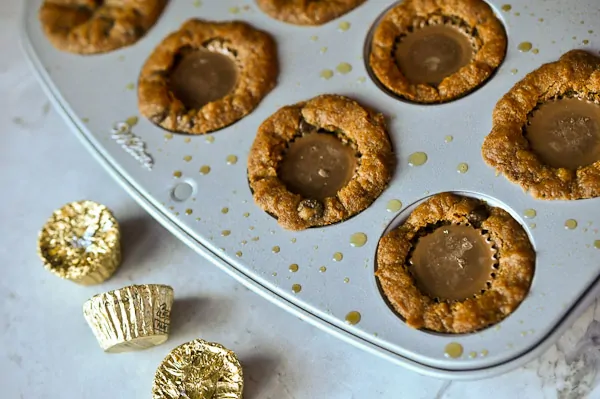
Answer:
[376, 193, 535, 334]
[482, 50, 600, 200]
[368, 0, 506, 104]
[248, 94, 395, 231]
[138, 19, 278, 135]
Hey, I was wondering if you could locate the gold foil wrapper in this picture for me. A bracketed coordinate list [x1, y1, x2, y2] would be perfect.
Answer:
[37, 200, 121, 285]
[152, 339, 244, 399]
[83, 284, 174, 353]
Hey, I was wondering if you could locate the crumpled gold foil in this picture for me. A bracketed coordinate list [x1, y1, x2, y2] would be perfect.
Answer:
[83, 284, 174, 353]
[37, 200, 121, 285]
[152, 339, 244, 399]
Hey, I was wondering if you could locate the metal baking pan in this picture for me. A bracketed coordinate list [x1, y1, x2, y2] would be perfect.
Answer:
[20, 0, 600, 379]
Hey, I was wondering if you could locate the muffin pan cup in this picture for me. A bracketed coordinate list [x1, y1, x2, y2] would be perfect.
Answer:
[20, 0, 600, 379]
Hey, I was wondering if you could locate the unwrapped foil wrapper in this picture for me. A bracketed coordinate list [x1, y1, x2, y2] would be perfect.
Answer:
[37, 200, 121, 285]
[152, 339, 244, 399]
[83, 284, 174, 353]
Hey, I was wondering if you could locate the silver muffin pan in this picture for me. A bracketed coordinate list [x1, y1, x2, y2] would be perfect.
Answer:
[21, 0, 600, 379]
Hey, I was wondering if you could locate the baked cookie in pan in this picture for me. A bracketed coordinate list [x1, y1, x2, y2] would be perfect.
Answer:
[369, 0, 506, 104]
[39, 0, 167, 54]
[483, 50, 600, 200]
[248, 94, 395, 231]
[138, 19, 278, 135]
[376, 193, 535, 334]
[256, 0, 365, 26]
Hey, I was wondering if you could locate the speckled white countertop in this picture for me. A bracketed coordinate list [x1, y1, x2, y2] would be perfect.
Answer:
[2, 1, 600, 398]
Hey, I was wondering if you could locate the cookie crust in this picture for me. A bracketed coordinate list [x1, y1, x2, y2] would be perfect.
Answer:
[248, 95, 395, 231]
[482, 50, 600, 200]
[138, 19, 278, 135]
[369, 0, 506, 104]
[256, 0, 365, 26]
[39, 0, 167, 54]
[375, 193, 535, 334]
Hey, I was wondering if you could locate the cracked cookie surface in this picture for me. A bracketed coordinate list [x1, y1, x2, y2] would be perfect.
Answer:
[39, 0, 167, 54]
[138, 19, 278, 135]
[482, 50, 600, 200]
[369, 0, 506, 104]
[376, 193, 535, 334]
[256, 0, 365, 26]
[248, 94, 395, 231]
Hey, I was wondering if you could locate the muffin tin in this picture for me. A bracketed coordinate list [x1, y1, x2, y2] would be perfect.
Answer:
[21, 0, 600, 379]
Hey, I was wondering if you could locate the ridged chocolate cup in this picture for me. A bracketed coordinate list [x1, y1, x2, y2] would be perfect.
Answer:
[83, 284, 174, 353]
[37, 200, 121, 285]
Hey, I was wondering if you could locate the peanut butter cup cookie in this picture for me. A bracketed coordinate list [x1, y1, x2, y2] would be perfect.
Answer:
[248, 95, 395, 231]
[138, 19, 278, 135]
[483, 50, 600, 200]
[369, 0, 506, 104]
[39, 0, 167, 54]
[376, 193, 534, 334]
[256, 0, 365, 26]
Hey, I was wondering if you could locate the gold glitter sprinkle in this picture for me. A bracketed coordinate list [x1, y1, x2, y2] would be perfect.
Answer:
[205, 136, 215, 143]
[243, 212, 250, 218]
[185, 209, 193, 215]
[565, 219, 578, 230]
[289, 264, 299, 272]
[183, 155, 192, 162]
[221, 207, 229, 214]
[456, 163, 469, 174]
[199, 165, 211, 175]
[292, 284, 302, 293]
[164, 133, 173, 140]
[221, 230, 231, 237]
[336, 62, 352, 74]
[125, 116, 138, 126]
[338, 21, 350, 31]
[235, 251, 242, 258]
[345, 311, 361, 325]
[272, 246, 280, 253]
[333, 252, 343, 262]
[320, 69, 334, 79]
[125, 82, 135, 91]
[319, 266, 327, 273]
[226, 155, 238, 165]
[173, 170, 182, 178]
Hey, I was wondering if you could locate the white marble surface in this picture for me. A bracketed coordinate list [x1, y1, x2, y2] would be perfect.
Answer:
[2, 1, 600, 398]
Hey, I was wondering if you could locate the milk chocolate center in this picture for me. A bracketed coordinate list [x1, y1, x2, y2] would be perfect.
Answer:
[526, 98, 600, 169]
[169, 48, 238, 109]
[410, 224, 495, 302]
[395, 25, 474, 85]
[279, 132, 357, 200]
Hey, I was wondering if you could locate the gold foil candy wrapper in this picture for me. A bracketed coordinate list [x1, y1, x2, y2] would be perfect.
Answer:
[83, 284, 174, 353]
[152, 339, 244, 399]
[37, 200, 121, 285]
